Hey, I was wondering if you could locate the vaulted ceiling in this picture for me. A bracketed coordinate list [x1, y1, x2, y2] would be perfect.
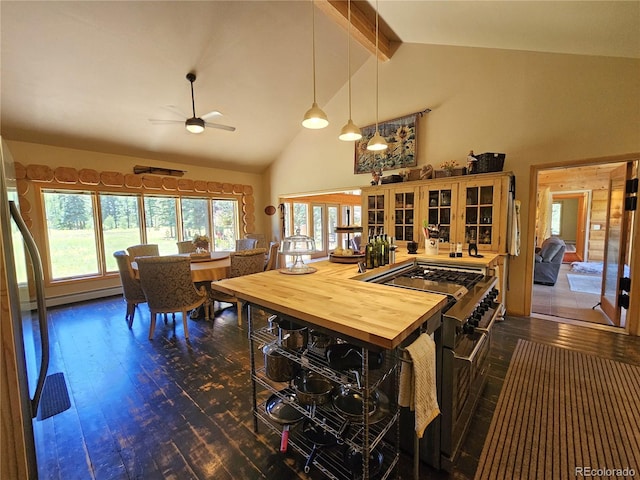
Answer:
[1, 1, 638, 173]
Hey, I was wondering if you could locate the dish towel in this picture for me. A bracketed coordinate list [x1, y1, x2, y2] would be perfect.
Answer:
[508, 199, 521, 256]
[398, 333, 440, 438]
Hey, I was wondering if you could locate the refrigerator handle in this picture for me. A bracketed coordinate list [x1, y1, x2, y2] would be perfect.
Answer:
[9, 201, 49, 417]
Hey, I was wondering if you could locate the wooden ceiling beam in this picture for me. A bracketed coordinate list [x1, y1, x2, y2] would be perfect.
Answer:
[316, 0, 401, 61]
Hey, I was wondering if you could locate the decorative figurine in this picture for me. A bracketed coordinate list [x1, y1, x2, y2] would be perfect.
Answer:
[467, 150, 477, 175]
[371, 168, 382, 186]
[420, 164, 433, 180]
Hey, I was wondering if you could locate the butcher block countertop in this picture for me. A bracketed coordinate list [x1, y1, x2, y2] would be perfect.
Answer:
[211, 254, 449, 350]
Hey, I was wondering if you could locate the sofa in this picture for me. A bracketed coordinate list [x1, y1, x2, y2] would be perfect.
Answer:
[534, 236, 566, 286]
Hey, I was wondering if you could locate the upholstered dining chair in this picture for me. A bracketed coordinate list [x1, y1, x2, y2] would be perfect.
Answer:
[127, 243, 159, 259]
[264, 241, 280, 271]
[210, 247, 267, 325]
[235, 238, 258, 251]
[113, 250, 147, 328]
[245, 233, 266, 250]
[176, 240, 196, 254]
[136, 255, 208, 340]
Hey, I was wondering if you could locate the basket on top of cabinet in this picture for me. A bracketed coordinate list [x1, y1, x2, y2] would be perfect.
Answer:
[475, 152, 505, 173]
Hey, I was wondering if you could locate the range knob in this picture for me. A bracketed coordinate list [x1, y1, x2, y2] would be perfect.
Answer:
[463, 322, 475, 334]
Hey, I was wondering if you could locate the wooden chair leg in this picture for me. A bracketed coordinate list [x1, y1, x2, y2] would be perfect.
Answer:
[236, 300, 242, 326]
[126, 304, 135, 329]
[182, 310, 189, 339]
[148, 312, 157, 340]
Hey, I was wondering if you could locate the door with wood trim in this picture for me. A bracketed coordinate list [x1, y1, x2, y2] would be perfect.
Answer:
[600, 164, 630, 326]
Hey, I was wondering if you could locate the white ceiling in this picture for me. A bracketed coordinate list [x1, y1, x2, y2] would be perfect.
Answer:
[1, 1, 638, 174]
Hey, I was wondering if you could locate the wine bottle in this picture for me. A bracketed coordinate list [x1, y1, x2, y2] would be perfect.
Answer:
[365, 237, 374, 269]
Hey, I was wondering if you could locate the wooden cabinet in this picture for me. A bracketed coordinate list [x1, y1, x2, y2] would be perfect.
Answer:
[362, 184, 420, 243]
[363, 172, 512, 252]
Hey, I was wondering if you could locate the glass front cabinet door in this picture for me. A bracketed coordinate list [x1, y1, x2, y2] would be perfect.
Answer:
[422, 182, 459, 246]
[460, 178, 504, 251]
[392, 186, 419, 243]
[362, 187, 388, 238]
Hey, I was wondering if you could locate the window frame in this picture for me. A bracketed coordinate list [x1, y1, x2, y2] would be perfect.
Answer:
[35, 183, 243, 286]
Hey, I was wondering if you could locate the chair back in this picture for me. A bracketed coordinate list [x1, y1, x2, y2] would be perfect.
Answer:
[235, 238, 258, 251]
[245, 233, 266, 250]
[176, 240, 196, 254]
[127, 243, 159, 259]
[136, 255, 204, 311]
[264, 242, 280, 271]
[113, 250, 146, 303]
[230, 248, 267, 278]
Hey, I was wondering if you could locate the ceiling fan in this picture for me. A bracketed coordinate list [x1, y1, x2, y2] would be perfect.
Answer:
[149, 72, 236, 133]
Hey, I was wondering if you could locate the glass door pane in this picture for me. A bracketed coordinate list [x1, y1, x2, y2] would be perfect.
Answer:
[211, 199, 238, 251]
[312, 205, 324, 253]
[328, 206, 338, 251]
[181, 197, 209, 242]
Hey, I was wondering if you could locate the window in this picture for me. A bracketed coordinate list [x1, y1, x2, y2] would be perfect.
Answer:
[551, 202, 562, 236]
[212, 198, 238, 251]
[181, 197, 209, 241]
[43, 190, 99, 279]
[293, 202, 309, 236]
[39, 186, 243, 283]
[312, 205, 324, 252]
[100, 194, 141, 272]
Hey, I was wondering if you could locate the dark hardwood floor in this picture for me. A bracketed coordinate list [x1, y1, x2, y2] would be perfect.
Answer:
[34, 296, 640, 480]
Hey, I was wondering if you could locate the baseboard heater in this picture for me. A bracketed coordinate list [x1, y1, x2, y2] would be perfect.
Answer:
[45, 286, 123, 308]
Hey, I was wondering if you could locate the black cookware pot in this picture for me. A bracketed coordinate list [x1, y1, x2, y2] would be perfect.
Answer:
[301, 419, 339, 473]
[332, 383, 379, 421]
[263, 342, 294, 382]
[293, 371, 333, 408]
[343, 445, 384, 479]
[325, 343, 384, 371]
[265, 392, 304, 452]
[277, 319, 308, 351]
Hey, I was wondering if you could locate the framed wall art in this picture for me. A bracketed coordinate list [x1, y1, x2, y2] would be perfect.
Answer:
[354, 112, 419, 174]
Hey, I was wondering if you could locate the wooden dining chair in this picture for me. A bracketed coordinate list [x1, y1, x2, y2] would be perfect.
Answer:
[113, 250, 147, 328]
[264, 241, 280, 271]
[136, 255, 208, 340]
[176, 240, 196, 254]
[235, 238, 258, 251]
[127, 243, 159, 259]
[211, 247, 266, 325]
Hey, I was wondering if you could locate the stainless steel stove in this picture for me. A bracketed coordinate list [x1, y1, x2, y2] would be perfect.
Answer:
[359, 259, 503, 470]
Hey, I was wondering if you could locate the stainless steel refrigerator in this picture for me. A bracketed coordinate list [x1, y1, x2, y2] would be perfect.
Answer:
[1, 138, 68, 478]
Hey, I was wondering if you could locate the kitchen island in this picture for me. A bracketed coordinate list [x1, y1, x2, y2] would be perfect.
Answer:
[210, 253, 449, 350]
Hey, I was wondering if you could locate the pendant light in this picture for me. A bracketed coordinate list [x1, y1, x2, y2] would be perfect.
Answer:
[302, 0, 329, 129]
[338, 0, 362, 141]
[367, 0, 388, 151]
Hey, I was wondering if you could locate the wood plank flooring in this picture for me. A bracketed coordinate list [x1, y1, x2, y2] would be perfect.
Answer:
[34, 296, 640, 480]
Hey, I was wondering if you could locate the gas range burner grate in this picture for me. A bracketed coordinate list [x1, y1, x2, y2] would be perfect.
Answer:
[405, 268, 484, 289]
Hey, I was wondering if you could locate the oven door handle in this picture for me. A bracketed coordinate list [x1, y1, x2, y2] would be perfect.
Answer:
[454, 333, 487, 364]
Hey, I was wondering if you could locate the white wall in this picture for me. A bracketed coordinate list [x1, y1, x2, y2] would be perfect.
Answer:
[269, 42, 640, 316]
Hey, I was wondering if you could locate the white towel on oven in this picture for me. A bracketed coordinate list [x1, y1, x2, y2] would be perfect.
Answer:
[398, 333, 440, 438]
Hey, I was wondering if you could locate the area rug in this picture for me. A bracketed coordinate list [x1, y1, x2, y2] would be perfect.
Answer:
[570, 261, 603, 275]
[474, 340, 640, 480]
[566, 273, 601, 295]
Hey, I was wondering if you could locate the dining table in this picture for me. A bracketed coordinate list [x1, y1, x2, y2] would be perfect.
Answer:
[130, 251, 231, 282]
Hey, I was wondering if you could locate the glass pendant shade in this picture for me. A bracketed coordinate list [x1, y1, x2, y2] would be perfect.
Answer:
[185, 117, 205, 134]
[302, 102, 329, 129]
[367, 130, 388, 151]
[339, 119, 362, 141]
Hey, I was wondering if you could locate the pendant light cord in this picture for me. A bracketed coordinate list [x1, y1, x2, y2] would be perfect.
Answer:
[374, 0, 379, 131]
[311, 0, 317, 103]
[347, 0, 352, 119]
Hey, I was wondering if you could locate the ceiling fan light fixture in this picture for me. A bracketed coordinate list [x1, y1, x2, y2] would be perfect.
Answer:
[185, 117, 205, 134]
[302, 102, 329, 129]
[367, 130, 388, 151]
[339, 119, 362, 141]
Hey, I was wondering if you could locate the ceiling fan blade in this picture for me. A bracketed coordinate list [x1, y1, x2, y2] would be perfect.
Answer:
[148, 118, 183, 125]
[205, 122, 236, 132]
[161, 104, 189, 119]
[201, 110, 223, 120]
